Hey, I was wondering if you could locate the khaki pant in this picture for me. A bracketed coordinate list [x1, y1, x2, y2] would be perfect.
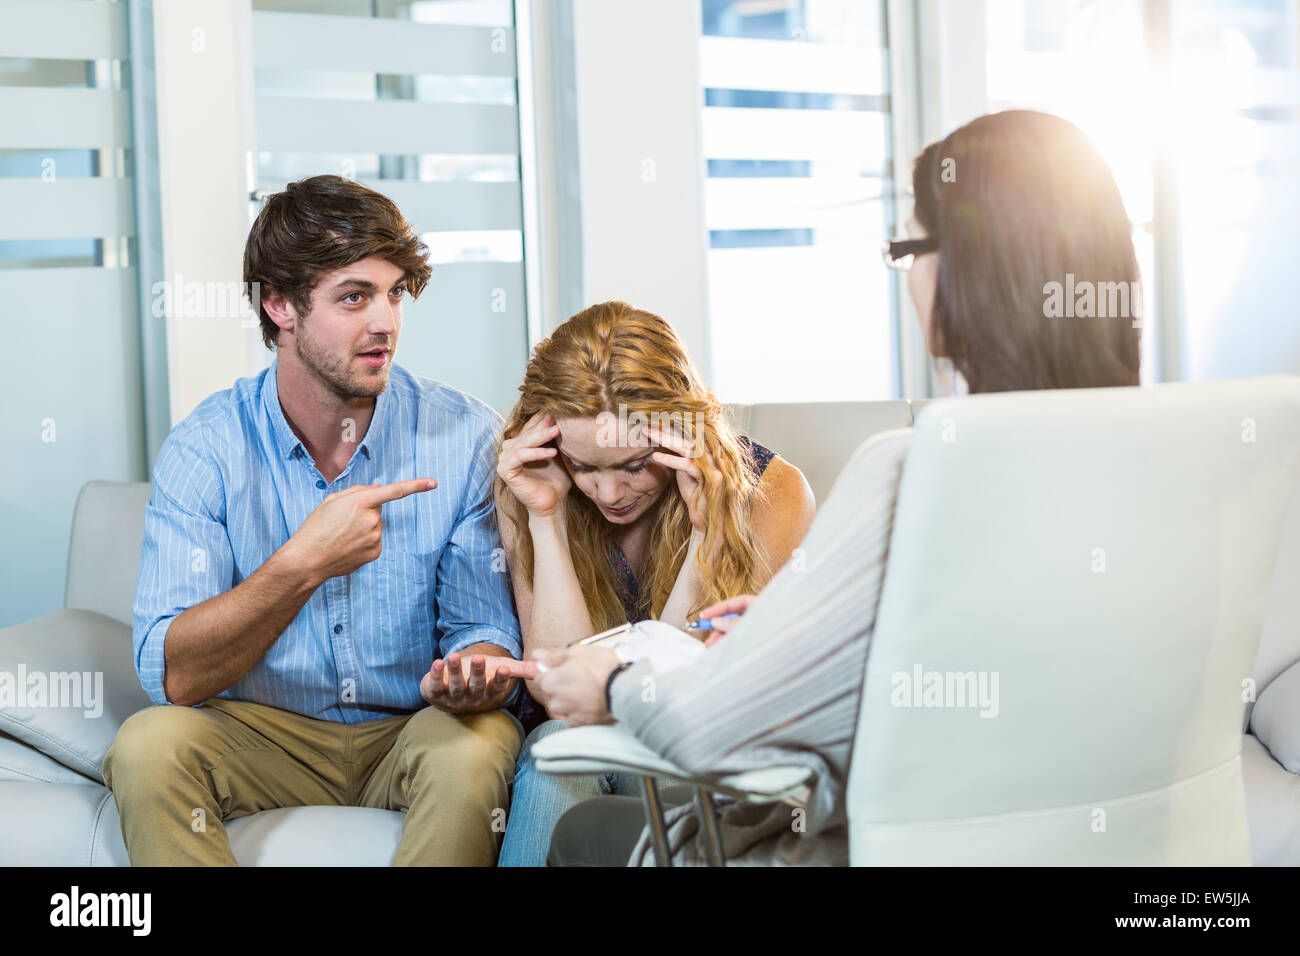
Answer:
[101, 698, 523, 866]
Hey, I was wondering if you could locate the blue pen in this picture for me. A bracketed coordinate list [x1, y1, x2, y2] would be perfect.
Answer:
[683, 612, 741, 632]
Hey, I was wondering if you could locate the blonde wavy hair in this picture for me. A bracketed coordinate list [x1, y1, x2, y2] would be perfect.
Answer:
[494, 301, 770, 631]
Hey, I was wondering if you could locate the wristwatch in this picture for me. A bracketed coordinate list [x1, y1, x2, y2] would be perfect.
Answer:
[604, 660, 634, 714]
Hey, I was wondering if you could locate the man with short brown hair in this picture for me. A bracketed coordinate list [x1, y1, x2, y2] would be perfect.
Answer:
[104, 175, 526, 865]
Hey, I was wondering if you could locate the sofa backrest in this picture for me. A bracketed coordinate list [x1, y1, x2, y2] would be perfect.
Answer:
[65, 480, 151, 626]
[727, 400, 915, 503]
[59, 399, 917, 632]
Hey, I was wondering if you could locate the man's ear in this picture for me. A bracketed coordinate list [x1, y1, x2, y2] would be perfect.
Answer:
[262, 288, 297, 337]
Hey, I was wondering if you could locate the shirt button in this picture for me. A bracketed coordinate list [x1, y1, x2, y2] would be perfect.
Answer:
[316, 479, 326, 489]
[333, 624, 343, 634]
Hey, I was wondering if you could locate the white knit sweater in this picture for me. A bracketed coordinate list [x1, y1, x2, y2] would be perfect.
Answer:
[609, 429, 913, 866]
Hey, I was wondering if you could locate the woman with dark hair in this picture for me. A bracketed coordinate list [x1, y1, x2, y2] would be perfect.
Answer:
[530, 110, 1144, 866]
[901, 109, 1141, 391]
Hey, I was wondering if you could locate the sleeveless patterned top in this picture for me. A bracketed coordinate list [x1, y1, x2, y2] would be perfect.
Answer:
[610, 435, 774, 620]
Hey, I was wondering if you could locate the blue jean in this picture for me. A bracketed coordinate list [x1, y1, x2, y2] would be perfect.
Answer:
[498, 718, 641, 867]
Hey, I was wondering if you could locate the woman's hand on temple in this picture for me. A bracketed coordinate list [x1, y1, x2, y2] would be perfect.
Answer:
[647, 422, 719, 534]
[497, 410, 572, 518]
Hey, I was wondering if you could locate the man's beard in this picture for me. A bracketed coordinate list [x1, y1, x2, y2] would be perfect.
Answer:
[294, 314, 389, 400]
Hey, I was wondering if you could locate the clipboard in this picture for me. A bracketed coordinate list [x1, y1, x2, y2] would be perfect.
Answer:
[573, 619, 706, 672]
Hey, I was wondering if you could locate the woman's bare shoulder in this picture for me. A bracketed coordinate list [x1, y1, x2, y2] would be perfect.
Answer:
[756, 455, 815, 514]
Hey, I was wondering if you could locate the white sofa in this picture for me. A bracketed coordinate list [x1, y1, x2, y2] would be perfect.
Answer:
[0, 481, 405, 865]
[2, 394, 1297, 865]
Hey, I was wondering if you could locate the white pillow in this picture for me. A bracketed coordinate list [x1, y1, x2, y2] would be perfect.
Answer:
[1251, 657, 1300, 773]
[0, 608, 153, 781]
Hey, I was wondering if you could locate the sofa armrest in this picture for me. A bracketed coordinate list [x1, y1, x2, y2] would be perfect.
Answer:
[1251, 657, 1300, 773]
[0, 609, 153, 781]
[0, 781, 130, 866]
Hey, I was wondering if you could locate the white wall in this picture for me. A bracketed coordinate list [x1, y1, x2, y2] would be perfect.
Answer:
[918, 0, 989, 139]
[153, 0, 261, 424]
[569, 0, 713, 379]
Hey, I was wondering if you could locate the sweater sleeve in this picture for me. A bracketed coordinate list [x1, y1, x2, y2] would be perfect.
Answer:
[609, 428, 912, 837]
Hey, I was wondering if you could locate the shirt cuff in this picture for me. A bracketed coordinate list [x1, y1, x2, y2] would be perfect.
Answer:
[608, 659, 656, 726]
[439, 625, 522, 661]
[135, 617, 202, 708]
[136, 617, 172, 707]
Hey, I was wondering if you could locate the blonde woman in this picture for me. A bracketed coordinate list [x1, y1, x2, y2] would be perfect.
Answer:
[495, 301, 815, 866]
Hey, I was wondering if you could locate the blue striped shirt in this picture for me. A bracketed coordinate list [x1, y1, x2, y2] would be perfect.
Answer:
[132, 360, 522, 722]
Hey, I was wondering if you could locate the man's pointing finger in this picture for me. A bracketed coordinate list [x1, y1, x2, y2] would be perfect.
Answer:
[363, 478, 438, 506]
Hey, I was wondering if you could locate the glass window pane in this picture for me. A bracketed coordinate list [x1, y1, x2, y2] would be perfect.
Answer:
[249, 0, 529, 411]
[0, 0, 147, 628]
[700, 0, 895, 403]
[984, 0, 1158, 381]
[985, 0, 1300, 384]
[1170, 0, 1300, 380]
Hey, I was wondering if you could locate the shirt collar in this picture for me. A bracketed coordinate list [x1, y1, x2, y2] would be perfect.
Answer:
[260, 358, 392, 463]
[261, 359, 304, 461]
[358, 374, 392, 461]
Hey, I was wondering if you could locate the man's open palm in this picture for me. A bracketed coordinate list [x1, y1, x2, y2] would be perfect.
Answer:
[422, 653, 538, 713]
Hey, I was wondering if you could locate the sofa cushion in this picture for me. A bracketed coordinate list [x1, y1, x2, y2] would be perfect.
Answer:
[0, 608, 153, 781]
[0, 780, 405, 866]
[1251, 657, 1300, 773]
[0, 732, 99, 786]
[225, 806, 405, 866]
[0, 780, 130, 866]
